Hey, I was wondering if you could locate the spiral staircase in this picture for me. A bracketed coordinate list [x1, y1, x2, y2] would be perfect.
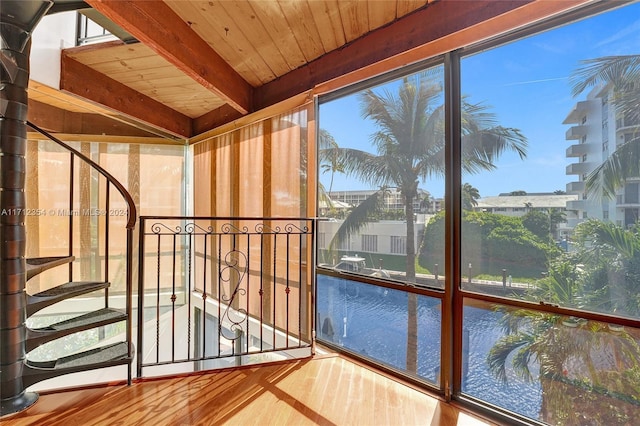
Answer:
[1, 1, 136, 416]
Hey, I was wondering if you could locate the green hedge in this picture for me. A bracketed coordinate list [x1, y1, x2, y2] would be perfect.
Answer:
[419, 211, 552, 279]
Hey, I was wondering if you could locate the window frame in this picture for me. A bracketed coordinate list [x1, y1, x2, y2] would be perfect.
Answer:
[314, 1, 640, 424]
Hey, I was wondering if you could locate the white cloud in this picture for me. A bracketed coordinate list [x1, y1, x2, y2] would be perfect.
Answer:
[595, 19, 640, 48]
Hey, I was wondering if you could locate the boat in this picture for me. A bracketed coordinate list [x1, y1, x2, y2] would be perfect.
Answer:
[326, 255, 390, 278]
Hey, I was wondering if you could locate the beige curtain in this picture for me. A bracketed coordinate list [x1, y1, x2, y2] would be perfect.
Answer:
[192, 103, 312, 340]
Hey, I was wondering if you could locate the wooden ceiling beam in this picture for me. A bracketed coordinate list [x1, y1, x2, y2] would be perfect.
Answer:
[60, 55, 192, 138]
[193, 105, 244, 137]
[27, 99, 161, 138]
[85, 0, 253, 115]
[254, 0, 535, 109]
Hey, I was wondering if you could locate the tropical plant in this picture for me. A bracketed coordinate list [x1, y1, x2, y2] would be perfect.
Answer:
[421, 210, 551, 279]
[488, 221, 640, 424]
[522, 210, 550, 241]
[547, 208, 566, 239]
[488, 301, 640, 425]
[462, 183, 480, 210]
[573, 219, 640, 317]
[319, 129, 345, 195]
[321, 70, 528, 372]
[570, 55, 640, 198]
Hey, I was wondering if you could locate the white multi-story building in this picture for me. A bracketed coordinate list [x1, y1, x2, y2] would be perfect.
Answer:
[319, 188, 436, 259]
[475, 193, 579, 239]
[327, 188, 441, 213]
[564, 84, 640, 228]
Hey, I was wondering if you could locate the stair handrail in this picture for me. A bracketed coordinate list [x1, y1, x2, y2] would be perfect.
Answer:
[27, 121, 137, 384]
[27, 121, 137, 229]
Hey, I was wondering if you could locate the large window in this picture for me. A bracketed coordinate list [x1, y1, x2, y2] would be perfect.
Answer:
[318, 64, 445, 285]
[317, 1, 640, 424]
[458, 2, 640, 423]
[317, 63, 446, 388]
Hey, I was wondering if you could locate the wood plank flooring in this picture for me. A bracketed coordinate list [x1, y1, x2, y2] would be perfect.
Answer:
[4, 355, 497, 426]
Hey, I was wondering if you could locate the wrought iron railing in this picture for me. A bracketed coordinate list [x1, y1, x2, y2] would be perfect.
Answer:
[136, 216, 316, 377]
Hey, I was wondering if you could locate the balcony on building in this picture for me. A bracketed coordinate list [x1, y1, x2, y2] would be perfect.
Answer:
[562, 100, 590, 124]
[565, 143, 590, 157]
[566, 162, 592, 175]
[566, 181, 586, 193]
[565, 125, 588, 140]
[566, 199, 587, 210]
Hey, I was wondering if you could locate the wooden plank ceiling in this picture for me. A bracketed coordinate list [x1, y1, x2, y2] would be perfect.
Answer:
[33, 0, 540, 141]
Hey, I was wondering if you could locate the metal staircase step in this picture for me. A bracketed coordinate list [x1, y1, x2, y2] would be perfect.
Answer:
[23, 342, 132, 389]
[26, 281, 110, 316]
[26, 308, 127, 352]
[26, 256, 75, 280]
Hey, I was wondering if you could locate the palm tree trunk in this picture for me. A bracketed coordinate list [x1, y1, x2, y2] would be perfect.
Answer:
[405, 192, 418, 373]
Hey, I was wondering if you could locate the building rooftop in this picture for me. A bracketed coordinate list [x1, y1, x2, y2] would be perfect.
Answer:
[476, 194, 579, 209]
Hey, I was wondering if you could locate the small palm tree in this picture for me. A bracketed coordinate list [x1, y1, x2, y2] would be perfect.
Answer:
[547, 209, 566, 239]
[574, 219, 640, 316]
[489, 222, 640, 423]
[322, 71, 527, 373]
[462, 183, 480, 210]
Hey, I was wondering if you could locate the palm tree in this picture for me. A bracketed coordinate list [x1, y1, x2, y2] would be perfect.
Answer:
[547, 209, 566, 239]
[488, 301, 640, 425]
[322, 72, 528, 373]
[462, 183, 480, 210]
[489, 222, 640, 423]
[574, 219, 640, 316]
[570, 55, 640, 198]
[319, 129, 345, 196]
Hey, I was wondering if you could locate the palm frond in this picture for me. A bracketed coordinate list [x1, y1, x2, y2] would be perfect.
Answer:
[318, 128, 339, 150]
[460, 100, 528, 175]
[320, 147, 393, 188]
[575, 219, 639, 260]
[328, 190, 385, 253]
[586, 136, 640, 199]
[487, 333, 535, 383]
[570, 55, 640, 96]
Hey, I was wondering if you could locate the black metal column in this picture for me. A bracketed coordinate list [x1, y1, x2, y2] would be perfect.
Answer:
[0, 1, 52, 416]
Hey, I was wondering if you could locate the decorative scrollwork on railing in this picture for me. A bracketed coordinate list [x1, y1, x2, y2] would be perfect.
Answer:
[219, 249, 248, 341]
[184, 222, 214, 235]
[284, 222, 309, 234]
[254, 222, 281, 234]
[220, 222, 249, 235]
[151, 222, 181, 235]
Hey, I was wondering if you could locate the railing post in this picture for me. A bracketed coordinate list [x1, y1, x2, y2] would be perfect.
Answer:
[234, 329, 243, 366]
[136, 218, 146, 379]
[311, 218, 318, 355]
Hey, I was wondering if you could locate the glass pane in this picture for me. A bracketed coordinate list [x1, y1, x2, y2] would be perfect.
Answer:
[463, 298, 640, 424]
[318, 65, 445, 288]
[459, 3, 640, 319]
[317, 274, 441, 385]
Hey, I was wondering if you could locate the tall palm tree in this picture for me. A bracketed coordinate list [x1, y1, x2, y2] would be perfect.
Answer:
[319, 129, 345, 196]
[570, 55, 640, 198]
[322, 72, 528, 373]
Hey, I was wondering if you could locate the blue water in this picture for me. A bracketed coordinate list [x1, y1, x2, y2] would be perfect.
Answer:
[316, 275, 542, 420]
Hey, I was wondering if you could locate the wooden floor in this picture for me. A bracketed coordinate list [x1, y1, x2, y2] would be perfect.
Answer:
[4, 354, 497, 426]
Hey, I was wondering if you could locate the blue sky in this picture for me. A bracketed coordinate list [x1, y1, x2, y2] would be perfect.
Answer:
[319, 2, 640, 199]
